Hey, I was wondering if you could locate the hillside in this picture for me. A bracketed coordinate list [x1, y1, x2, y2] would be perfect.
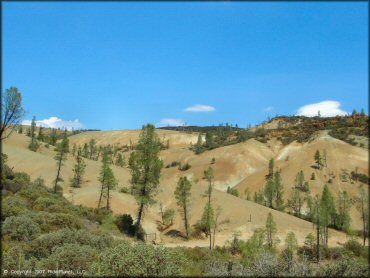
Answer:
[3, 122, 368, 248]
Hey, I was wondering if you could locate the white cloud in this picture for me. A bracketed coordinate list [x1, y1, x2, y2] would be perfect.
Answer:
[184, 104, 216, 112]
[22, 116, 84, 131]
[264, 106, 273, 112]
[296, 101, 348, 117]
[159, 118, 185, 127]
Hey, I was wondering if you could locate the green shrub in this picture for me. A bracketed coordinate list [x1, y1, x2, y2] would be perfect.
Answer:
[30, 228, 112, 258]
[18, 184, 51, 205]
[344, 239, 368, 258]
[39, 243, 98, 273]
[179, 163, 191, 171]
[115, 214, 136, 236]
[163, 208, 175, 225]
[2, 215, 41, 241]
[115, 214, 145, 240]
[28, 211, 84, 232]
[2, 245, 41, 271]
[3, 172, 31, 193]
[166, 161, 181, 168]
[226, 186, 240, 197]
[119, 186, 130, 193]
[2, 196, 29, 220]
[317, 255, 369, 277]
[90, 241, 187, 276]
[32, 196, 77, 214]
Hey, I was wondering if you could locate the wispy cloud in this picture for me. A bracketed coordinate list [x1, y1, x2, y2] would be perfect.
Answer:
[296, 101, 348, 117]
[184, 104, 216, 112]
[264, 106, 274, 112]
[159, 118, 185, 127]
[22, 116, 84, 131]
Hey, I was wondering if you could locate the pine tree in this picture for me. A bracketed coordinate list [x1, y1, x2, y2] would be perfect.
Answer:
[72, 144, 77, 157]
[266, 212, 277, 248]
[268, 158, 274, 179]
[212, 206, 222, 249]
[323, 149, 327, 167]
[204, 132, 215, 149]
[320, 184, 337, 246]
[96, 145, 102, 161]
[200, 202, 215, 240]
[37, 126, 44, 141]
[49, 128, 57, 146]
[105, 166, 118, 210]
[284, 232, 298, 272]
[89, 138, 96, 160]
[97, 146, 117, 210]
[194, 134, 204, 154]
[314, 150, 323, 169]
[274, 170, 284, 210]
[174, 176, 192, 239]
[115, 153, 125, 167]
[18, 125, 23, 134]
[314, 195, 321, 263]
[287, 188, 304, 216]
[295, 171, 305, 189]
[53, 133, 69, 193]
[264, 179, 275, 208]
[28, 116, 39, 151]
[70, 147, 86, 188]
[357, 184, 369, 245]
[82, 143, 89, 158]
[129, 124, 163, 239]
[337, 191, 351, 232]
[63, 129, 69, 152]
[1, 87, 26, 141]
[204, 166, 214, 249]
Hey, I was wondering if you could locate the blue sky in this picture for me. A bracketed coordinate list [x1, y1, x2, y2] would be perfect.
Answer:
[3, 2, 368, 130]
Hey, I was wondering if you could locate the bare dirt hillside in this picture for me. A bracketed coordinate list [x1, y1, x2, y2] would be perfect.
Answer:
[3, 129, 367, 248]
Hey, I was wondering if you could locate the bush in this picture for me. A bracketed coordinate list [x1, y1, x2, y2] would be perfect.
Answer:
[226, 186, 240, 197]
[204, 260, 252, 276]
[2, 196, 29, 220]
[119, 186, 130, 194]
[179, 163, 191, 171]
[39, 243, 98, 273]
[166, 161, 181, 168]
[317, 255, 369, 277]
[32, 196, 77, 214]
[2, 215, 41, 241]
[28, 211, 84, 232]
[30, 228, 112, 258]
[90, 241, 188, 276]
[115, 214, 136, 236]
[3, 172, 31, 193]
[2, 245, 41, 271]
[344, 239, 368, 258]
[163, 208, 175, 226]
[18, 184, 51, 205]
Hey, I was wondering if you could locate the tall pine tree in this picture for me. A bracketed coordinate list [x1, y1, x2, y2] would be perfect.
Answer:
[174, 176, 192, 239]
[70, 147, 86, 188]
[129, 124, 163, 239]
